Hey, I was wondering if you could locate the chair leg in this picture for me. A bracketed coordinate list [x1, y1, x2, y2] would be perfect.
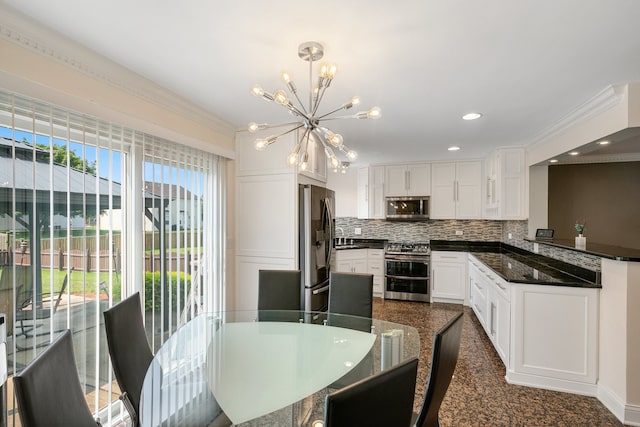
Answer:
[120, 392, 138, 426]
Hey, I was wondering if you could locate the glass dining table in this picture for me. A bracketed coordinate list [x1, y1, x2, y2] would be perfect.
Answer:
[139, 310, 420, 427]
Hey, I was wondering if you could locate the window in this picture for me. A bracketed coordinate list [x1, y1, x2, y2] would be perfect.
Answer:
[0, 91, 226, 425]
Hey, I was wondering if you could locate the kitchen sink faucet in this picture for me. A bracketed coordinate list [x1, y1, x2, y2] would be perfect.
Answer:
[336, 227, 345, 245]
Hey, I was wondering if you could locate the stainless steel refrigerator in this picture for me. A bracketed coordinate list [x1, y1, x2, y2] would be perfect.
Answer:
[299, 184, 335, 312]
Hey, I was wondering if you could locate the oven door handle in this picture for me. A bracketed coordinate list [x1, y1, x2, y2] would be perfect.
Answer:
[385, 274, 429, 281]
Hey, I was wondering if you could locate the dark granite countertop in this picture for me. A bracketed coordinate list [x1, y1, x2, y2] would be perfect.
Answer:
[525, 238, 640, 262]
[334, 238, 386, 250]
[430, 240, 601, 288]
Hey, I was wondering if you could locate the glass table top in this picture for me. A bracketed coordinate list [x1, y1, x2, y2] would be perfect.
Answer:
[140, 310, 420, 426]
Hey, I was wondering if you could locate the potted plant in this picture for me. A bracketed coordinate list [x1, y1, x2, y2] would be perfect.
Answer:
[574, 222, 586, 249]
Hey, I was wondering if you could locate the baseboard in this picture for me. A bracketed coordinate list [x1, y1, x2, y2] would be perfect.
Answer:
[598, 383, 640, 426]
[506, 371, 598, 397]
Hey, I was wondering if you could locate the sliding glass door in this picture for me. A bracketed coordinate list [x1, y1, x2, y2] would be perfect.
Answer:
[0, 91, 226, 426]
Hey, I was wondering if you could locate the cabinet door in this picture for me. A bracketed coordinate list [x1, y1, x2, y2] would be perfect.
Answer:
[357, 168, 369, 219]
[495, 291, 510, 366]
[385, 165, 408, 196]
[430, 163, 456, 219]
[335, 260, 354, 273]
[353, 258, 368, 273]
[500, 149, 526, 219]
[432, 261, 466, 301]
[369, 166, 386, 219]
[407, 163, 431, 196]
[456, 162, 482, 219]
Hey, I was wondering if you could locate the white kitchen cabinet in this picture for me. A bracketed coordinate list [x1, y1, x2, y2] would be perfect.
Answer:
[334, 249, 368, 273]
[384, 163, 431, 197]
[334, 248, 384, 297]
[468, 261, 488, 329]
[484, 148, 527, 220]
[469, 254, 599, 395]
[469, 256, 511, 366]
[367, 249, 385, 297]
[430, 161, 482, 219]
[357, 166, 385, 219]
[509, 283, 599, 395]
[431, 251, 467, 303]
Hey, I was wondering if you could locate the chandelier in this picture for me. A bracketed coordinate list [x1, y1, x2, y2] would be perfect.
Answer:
[248, 41, 381, 172]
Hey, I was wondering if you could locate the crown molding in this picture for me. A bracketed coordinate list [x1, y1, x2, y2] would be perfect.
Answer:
[0, 5, 235, 136]
[527, 85, 626, 149]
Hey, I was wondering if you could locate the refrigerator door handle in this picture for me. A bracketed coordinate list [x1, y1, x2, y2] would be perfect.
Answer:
[313, 284, 330, 295]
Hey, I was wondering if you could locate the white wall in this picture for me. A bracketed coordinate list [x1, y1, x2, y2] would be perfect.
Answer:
[326, 169, 358, 217]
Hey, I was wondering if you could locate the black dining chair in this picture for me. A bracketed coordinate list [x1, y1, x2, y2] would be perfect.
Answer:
[327, 271, 374, 389]
[103, 292, 153, 427]
[328, 271, 373, 332]
[13, 329, 102, 427]
[324, 356, 419, 427]
[413, 311, 464, 427]
[257, 269, 301, 321]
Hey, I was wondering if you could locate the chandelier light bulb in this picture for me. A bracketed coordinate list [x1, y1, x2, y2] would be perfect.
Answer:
[330, 154, 340, 168]
[281, 72, 291, 83]
[287, 151, 299, 166]
[251, 84, 264, 97]
[351, 96, 360, 106]
[248, 122, 260, 133]
[274, 90, 289, 105]
[328, 133, 343, 148]
[254, 138, 268, 151]
[300, 152, 309, 171]
[346, 149, 358, 160]
[367, 107, 382, 119]
[319, 64, 328, 78]
[327, 64, 337, 78]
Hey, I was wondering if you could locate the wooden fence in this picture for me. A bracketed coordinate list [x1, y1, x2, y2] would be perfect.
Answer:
[5, 248, 197, 274]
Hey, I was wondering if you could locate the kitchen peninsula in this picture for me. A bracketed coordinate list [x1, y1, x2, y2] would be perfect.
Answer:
[430, 240, 601, 395]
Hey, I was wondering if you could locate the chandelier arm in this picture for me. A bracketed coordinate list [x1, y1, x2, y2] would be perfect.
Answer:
[315, 114, 360, 121]
[317, 105, 350, 120]
[274, 123, 306, 139]
[255, 121, 302, 130]
[312, 85, 329, 116]
[290, 90, 309, 116]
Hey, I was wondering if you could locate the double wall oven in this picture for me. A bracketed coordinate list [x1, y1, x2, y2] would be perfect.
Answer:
[384, 242, 430, 302]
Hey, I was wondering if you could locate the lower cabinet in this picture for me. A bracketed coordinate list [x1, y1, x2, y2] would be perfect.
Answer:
[469, 255, 599, 396]
[334, 249, 384, 297]
[431, 251, 467, 303]
[469, 257, 510, 367]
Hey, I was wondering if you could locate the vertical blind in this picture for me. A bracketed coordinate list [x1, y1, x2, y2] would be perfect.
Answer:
[0, 90, 226, 425]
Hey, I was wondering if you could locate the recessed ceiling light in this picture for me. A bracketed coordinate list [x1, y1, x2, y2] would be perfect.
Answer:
[597, 140, 610, 145]
[549, 159, 558, 163]
[569, 151, 579, 156]
[462, 113, 482, 121]
[448, 146, 460, 151]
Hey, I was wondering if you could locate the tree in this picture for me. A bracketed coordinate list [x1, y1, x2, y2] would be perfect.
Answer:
[34, 139, 97, 175]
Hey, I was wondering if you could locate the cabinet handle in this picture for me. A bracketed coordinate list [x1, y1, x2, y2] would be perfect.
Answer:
[365, 184, 368, 202]
[490, 302, 496, 336]
[473, 303, 482, 314]
[405, 170, 410, 190]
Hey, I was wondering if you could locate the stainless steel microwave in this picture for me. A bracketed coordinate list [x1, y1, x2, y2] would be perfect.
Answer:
[385, 196, 429, 220]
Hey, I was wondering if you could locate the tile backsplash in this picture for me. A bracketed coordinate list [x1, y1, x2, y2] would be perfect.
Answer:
[335, 217, 602, 272]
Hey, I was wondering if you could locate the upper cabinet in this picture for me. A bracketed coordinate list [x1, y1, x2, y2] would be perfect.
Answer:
[484, 148, 527, 220]
[431, 161, 482, 219]
[357, 166, 385, 219]
[384, 163, 431, 197]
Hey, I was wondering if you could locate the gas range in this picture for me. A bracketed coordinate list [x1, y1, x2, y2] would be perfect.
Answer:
[385, 242, 431, 258]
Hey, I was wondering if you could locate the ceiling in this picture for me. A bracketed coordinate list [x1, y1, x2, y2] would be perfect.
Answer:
[4, 0, 640, 166]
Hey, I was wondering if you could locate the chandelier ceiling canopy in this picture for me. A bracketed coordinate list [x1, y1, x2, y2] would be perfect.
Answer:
[249, 41, 381, 172]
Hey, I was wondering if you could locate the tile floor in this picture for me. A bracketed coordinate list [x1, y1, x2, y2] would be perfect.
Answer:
[373, 299, 623, 427]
